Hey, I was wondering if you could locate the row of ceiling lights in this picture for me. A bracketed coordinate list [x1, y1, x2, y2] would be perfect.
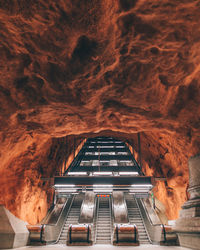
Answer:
[54, 184, 153, 193]
[66, 171, 138, 176]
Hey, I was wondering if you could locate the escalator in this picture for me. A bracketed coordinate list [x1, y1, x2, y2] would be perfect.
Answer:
[125, 193, 150, 244]
[58, 194, 84, 244]
[95, 196, 112, 244]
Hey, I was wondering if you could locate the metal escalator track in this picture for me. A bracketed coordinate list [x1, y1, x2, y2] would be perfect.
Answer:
[125, 193, 150, 244]
[58, 194, 84, 244]
[95, 196, 112, 244]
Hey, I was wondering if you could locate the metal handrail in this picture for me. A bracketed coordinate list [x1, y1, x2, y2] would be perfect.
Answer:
[42, 198, 68, 226]
[28, 198, 70, 243]
[41, 204, 55, 224]
[135, 198, 153, 244]
[136, 198, 163, 243]
[94, 196, 99, 243]
[68, 224, 72, 244]
[162, 224, 167, 243]
[54, 195, 75, 243]
[109, 195, 113, 244]
[41, 195, 73, 243]
[139, 198, 162, 226]
[134, 224, 137, 243]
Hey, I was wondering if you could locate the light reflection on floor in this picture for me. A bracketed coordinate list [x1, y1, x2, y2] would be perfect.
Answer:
[11, 244, 191, 250]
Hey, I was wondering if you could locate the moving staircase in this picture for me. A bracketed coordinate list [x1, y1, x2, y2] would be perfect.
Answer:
[125, 193, 150, 244]
[58, 194, 84, 244]
[95, 196, 112, 244]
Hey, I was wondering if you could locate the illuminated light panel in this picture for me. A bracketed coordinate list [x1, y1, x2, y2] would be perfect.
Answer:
[93, 184, 113, 188]
[131, 184, 152, 187]
[119, 172, 138, 175]
[58, 189, 78, 193]
[54, 184, 75, 188]
[99, 141, 114, 143]
[93, 172, 113, 175]
[129, 190, 149, 193]
[119, 161, 133, 163]
[67, 172, 87, 175]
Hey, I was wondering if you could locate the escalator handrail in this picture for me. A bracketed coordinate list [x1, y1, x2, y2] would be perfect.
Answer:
[108, 195, 113, 243]
[94, 196, 99, 243]
[136, 198, 166, 244]
[86, 224, 90, 243]
[138, 198, 162, 226]
[40, 195, 74, 243]
[42, 198, 69, 227]
[40, 204, 55, 224]
[40, 224, 45, 243]
[54, 195, 75, 244]
[162, 224, 167, 243]
[135, 198, 152, 244]
[134, 225, 137, 243]
[116, 225, 119, 244]
[68, 224, 72, 244]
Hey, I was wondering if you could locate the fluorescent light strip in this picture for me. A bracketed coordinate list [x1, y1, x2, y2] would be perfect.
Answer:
[119, 172, 138, 175]
[54, 184, 75, 187]
[129, 190, 149, 193]
[57, 189, 78, 193]
[100, 141, 113, 143]
[119, 161, 133, 163]
[93, 184, 113, 188]
[93, 172, 112, 175]
[131, 184, 152, 187]
[67, 172, 87, 176]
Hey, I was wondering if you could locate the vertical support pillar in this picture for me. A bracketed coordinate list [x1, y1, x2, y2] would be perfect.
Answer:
[174, 154, 200, 249]
[64, 137, 68, 174]
[73, 136, 76, 158]
[137, 132, 142, 168]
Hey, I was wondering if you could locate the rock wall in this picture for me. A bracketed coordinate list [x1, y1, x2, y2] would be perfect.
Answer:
[0, 134, 83, 224]
[0, 0, 199, 224]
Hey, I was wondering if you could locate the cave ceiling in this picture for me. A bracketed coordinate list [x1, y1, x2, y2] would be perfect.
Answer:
[0, 0, 200, 224]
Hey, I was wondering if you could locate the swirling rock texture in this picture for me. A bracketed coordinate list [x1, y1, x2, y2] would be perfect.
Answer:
[0, 0, 200, 224]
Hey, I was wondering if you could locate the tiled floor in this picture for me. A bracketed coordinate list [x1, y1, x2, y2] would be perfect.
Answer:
[11, 244, 191, 250]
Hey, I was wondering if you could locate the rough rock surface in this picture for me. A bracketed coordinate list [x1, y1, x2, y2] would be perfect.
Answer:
[0, 0, 199, 224]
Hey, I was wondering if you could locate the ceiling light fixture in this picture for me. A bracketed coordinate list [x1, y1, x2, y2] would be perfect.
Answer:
[54, 184, 75, 188]
[119, 172, 138, 175]
[67, 172, 87, 175]
[93, 172, 112, 175]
